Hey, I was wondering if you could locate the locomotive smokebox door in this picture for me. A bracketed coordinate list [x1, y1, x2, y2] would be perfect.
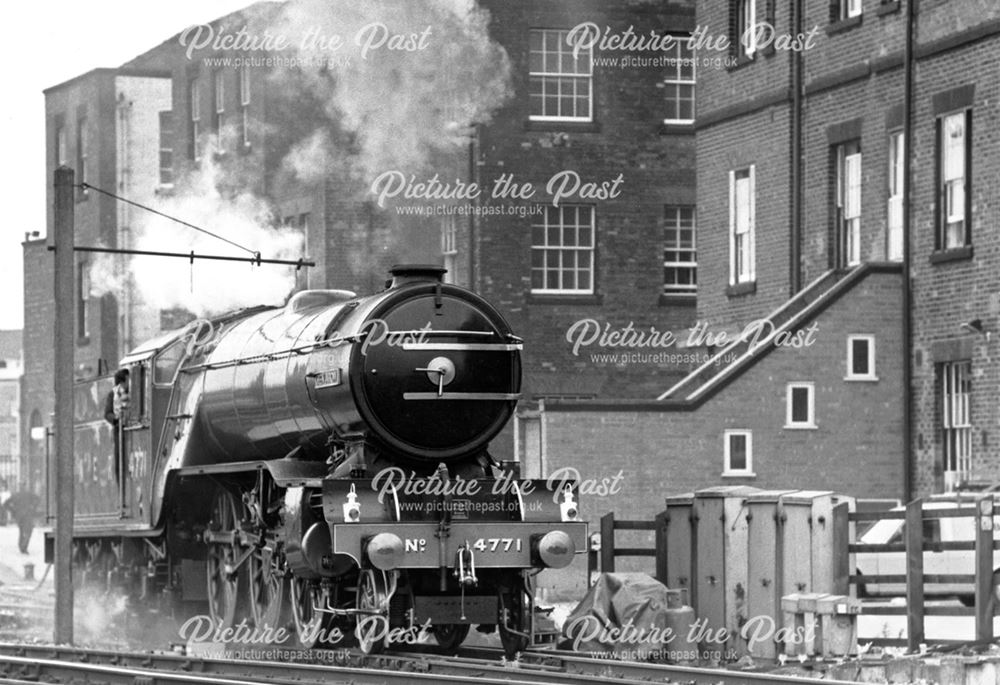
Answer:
[349, 268, 522, 462]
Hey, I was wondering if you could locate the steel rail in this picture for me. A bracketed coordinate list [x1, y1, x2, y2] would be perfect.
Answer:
[0, 641, 867, 685]
[0, 642, 722, 685]
[0, 649, 543, 685]
[450, 645, 864, 685]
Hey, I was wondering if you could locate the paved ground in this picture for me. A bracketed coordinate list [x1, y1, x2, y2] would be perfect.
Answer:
[0, 522, 53, 642]
[0, 522, 51, 591]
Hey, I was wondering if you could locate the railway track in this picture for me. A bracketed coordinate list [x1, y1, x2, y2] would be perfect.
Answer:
[0, 641, 862, 685]
[450, 645, 864, 684]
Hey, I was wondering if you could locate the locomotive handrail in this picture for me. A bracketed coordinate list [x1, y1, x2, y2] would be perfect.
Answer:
[391, 329, 495, 337]
[179, 334, 356, 373]
[179, 328, 520, 374]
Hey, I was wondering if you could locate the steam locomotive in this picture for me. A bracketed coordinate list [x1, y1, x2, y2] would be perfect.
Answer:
[51, 265, 586, 655]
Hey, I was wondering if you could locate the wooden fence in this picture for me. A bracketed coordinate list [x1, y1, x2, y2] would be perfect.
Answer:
[588, 511, 667, 583]
[848, 495, 999, 651]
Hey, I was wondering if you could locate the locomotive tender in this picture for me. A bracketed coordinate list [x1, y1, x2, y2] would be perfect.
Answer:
[52, 265, 586, 655]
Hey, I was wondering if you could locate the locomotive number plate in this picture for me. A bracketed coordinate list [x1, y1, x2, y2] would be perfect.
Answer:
[472, 538, 522, 553]
[314, 369, 342, 389]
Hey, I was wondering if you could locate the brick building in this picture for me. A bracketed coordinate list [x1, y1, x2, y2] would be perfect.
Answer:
[691, 0, 1000, 497]
[536, 0, 1000, 523]
[475, 0, 697, 402]
[24, 67, 173, 494]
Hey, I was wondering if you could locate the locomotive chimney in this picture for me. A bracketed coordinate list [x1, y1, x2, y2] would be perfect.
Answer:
[388, 264, 447, 288]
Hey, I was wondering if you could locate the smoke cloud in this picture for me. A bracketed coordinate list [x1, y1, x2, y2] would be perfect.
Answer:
[131, 152, 304, 315]
[94, 0, 511, 346]
[89, 146, 304, 324]
[270, 0, 511, 182]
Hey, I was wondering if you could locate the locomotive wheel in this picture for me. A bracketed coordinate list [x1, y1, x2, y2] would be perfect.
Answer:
[206, 488, 249, 628]
[498, 590, 530, 659]
[249, 545, 289, 631]
[289, 577, 333, 648]
[432, 623, 471, 653]
[356, 569, 390, 654]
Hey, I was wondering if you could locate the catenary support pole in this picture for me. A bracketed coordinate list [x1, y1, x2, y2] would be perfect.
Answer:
[53, 166, 75, 644]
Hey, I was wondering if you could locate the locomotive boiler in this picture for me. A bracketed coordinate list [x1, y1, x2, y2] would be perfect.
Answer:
[53, 265, 586, 656]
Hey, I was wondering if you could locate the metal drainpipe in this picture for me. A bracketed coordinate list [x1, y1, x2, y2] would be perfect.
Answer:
[790, 0, 803, 295]
[902, 0, 916, 501]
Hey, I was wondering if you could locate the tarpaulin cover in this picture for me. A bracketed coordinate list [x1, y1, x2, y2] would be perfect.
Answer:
[562, 572, 694, 660]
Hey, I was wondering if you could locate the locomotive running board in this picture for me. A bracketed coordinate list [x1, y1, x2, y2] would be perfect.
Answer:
[170, 459, 329, 487]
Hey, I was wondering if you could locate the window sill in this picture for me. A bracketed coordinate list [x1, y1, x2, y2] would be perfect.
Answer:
[784, 423, 818, 430]
[524, 119, 601, 134]
[726, 53, 756, 72]
[827, 15, 863, 36]
[844, 375, 879, 382]
[722, 471, 757, 479]
[877, 1, 900, 16]
[527, 293, 604, 305]
[659, 121, 695, 136]
[726, 281, 756, 298]
[929, 245, 973, 264]
[659, 293, 697, 307]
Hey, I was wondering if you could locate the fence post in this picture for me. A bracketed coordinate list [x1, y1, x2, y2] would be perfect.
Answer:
[832, 501, 850, 595]
[974, 495, 994, 643]
[905, 498, 924, 653]
[600, 512, 615, 574]
[654, 510, 668, 584]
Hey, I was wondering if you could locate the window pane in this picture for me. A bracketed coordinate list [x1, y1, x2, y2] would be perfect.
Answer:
[529, 29, 592, 119]
[941, 361, 972, 489]
[791, 387, 810, 423]
[943, 114, 965, 181]
[529, 30, 543, 53]
[729, 435, 747, 471]
[563, 267, 576, 291]
[678, 96, 694, 122]
[735, 178, 750, 234]
[852, 339, 870, 375]
[946, 181, 965, 222]
[532, 205, 595, 293]
[547, 224, 560, 246]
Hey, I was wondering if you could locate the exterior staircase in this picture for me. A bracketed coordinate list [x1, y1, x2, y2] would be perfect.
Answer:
[657, 263, 899, 405]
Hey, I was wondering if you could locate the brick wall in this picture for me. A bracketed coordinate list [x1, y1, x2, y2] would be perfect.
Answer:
[541, 270, 905, 527]
[475, 0, 698, 401]
[908, 32, 1000, 493]
[694, 0, 1000, 498]
[696, 108, 791, 326]
[43, 70, 120, 379]
[21, 239, 54, 493]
